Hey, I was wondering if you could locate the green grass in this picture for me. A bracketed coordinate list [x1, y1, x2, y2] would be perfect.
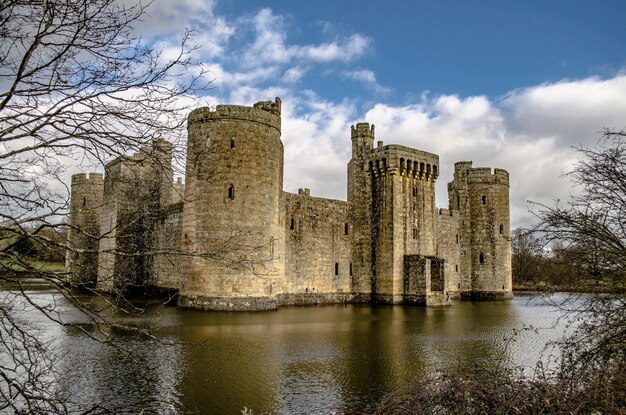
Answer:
[1, 259, 65, 272]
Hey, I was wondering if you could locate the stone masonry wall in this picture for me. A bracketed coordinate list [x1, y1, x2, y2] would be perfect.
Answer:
[154, 201, 184, 289]
[283, 189, 352, 302]
[66, 173, 104, 286]
[435, 208, 461, 297]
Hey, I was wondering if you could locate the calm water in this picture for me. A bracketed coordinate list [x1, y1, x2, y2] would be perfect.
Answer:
[5, 289, 577, 414]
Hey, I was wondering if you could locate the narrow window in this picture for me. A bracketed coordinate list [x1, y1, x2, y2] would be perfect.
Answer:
[479, 252, 485, 265]
[335, 263, 339, 276]
[458, 282, 461, 289]
[456, 234, 459, 244]
[455, 264, 459, 272]
[230, 139, 236, 149]
[82, 197, 86, 207]
[499, 224, 504, 234]
[290, 218, 295, 230]
[482, 195, 486, 205]
[227, 185, 235, 200]
[412, 228, 417, 240]
[412, 187, 417, 197]
[344, 223, 349, 235]
[349, 263, 353, 276]
[502, 283, 505, 290]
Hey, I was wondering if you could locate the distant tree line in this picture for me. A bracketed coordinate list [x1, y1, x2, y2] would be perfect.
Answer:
[511, 227, 623, 291]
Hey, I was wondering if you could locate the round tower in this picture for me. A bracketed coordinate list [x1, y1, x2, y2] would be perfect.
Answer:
[66, 172, 104, 286]
[467, 167, 512, 299]
[179, 98, 285, 310]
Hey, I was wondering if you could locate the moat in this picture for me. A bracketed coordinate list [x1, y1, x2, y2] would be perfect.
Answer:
[13, 290, 575, 414]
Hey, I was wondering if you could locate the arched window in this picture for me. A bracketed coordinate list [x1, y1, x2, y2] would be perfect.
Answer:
[479, 252, 485, 265]
[227, 185, 235, 200]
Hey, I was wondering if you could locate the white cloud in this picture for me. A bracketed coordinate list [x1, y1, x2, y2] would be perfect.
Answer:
[341, 69, 392, 94]
[240, 9, 372, 68]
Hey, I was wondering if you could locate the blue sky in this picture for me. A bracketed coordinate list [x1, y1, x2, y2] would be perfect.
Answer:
[129, 0, 626, 227]
[210, 0, 626, 100]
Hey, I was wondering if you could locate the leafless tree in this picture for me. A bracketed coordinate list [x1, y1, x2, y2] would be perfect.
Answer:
[532, 130, 625, 382]
[0, 0, 207, 412]
[511, 227, 542, 284]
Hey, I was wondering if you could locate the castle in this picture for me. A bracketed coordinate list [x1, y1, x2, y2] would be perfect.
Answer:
[66, 97, 512, 311]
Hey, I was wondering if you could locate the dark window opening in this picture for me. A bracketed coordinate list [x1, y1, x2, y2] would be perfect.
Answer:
[458, 282, 461, 289]
[290, 218, 295, 230]
[502, 283, 505, 290]
[456, 234, 459, 244]
[412, 187, 417, 197]
[455, 264, 459, 272]
[482, 195, 486, 205]
[349, 263, 353, 276]
[412, 228, 417, 240]
[479, 252, 485, 265]
[335, 263, 339, 276]
[82, 197, 86, 207]
[227, 185, 235, 200]
[230, 139, 236, 149]
[344, 223, 349, 235]
[499, 224, 504, 234]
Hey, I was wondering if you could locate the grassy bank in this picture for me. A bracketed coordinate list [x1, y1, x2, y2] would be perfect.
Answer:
[513, 282, 623, 294]
[1, 260, 65, 273]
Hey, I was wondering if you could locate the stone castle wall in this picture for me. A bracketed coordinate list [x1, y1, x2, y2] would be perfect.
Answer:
[282, 189, 352, 304]
[435, 208, 461, 297]
[153, 201, 184, 289]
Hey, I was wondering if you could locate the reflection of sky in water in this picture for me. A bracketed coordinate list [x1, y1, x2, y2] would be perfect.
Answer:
[4, 291, 586, 414]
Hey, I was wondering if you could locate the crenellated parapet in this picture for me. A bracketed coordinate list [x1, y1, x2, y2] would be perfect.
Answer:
[467, 167, 509, 186]
[188, 97, 282, 133]
[366, 145, 439, 181]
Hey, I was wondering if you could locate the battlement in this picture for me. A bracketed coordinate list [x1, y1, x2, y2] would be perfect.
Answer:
[351, 123, 375, 139]
[454, 161, 473, 175]
[366, 147, 439, 180]
[71, 172, 104, 185]
[467, 167, 510, 185]
[297, 188, 311, 196]
[188, 97, 282, 133]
